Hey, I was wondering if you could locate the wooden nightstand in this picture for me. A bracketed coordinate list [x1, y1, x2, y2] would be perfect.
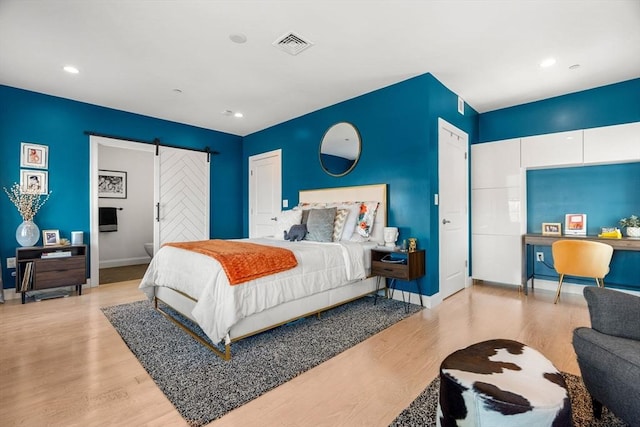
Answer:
[16, 245, 87, 304]
[371, 248, 425, 310]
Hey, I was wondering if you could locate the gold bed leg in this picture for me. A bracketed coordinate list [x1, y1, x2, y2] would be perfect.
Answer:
[154, 297, 232, 361]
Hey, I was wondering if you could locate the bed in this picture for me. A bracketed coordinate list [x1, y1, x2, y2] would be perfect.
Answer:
[139, 183, 388, 360]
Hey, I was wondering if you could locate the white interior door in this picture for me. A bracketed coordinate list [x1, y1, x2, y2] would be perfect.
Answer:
[154, 146, 210, 250]
[249, 149, 282, 238]
[438, 118, 469, 299]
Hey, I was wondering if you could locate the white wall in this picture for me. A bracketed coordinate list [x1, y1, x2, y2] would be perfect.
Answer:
[98, 145, 154, 268]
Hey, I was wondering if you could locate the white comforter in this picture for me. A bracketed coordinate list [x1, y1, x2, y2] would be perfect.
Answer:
[139, 238, 371, 344]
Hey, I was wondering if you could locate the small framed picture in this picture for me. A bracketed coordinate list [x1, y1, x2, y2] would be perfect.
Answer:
[542, 222, 562, 236]
[20, 169, 48, 194]
[565, 213, 587, 236]
[42, 229, 60, 246]
[20, 142, 48, 169]
[98, 170, 127, 199]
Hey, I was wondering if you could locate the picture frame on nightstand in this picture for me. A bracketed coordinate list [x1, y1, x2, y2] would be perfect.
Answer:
[42, 229, 60, 246]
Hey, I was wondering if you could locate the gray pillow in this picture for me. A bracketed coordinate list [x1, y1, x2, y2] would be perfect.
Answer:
[305, 207, 337, 242]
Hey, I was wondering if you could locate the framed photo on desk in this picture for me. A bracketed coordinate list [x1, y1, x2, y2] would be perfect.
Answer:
[565, 213, 587, 235]
[542, 222, 562, 236]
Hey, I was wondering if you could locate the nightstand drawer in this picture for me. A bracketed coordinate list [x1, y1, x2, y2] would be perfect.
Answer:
[371, 261, 410, 280]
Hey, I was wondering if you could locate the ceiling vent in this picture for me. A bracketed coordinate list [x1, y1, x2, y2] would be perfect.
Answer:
[273, 32, 313, 56]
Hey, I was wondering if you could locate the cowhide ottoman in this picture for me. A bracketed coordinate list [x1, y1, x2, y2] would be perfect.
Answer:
[437, 339, 571, 427]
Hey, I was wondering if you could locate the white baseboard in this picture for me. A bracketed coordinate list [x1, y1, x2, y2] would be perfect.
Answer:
[528, 278, 640, 297]
[99, 256, 150, 269]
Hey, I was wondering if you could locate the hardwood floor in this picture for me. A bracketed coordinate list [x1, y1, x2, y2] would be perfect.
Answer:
[0, 281, 590, 427]
[99, 263, 149, 284]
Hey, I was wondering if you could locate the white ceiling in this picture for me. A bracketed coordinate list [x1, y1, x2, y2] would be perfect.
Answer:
[1, 0, 639, 137]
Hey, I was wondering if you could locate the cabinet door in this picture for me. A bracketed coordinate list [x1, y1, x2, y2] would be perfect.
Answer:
[34, 257, 86, 289]
[583, 122, 640, 164]
[471, 234, 521, 286]
[472, 187, 523, 236]
[471, 139, 521, 189]
[521, 130, 583, 168]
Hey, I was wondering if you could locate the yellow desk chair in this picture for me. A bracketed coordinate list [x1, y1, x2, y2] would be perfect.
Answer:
[551, 240, 614, 304]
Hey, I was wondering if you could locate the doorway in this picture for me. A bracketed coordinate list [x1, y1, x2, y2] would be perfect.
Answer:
[89, 135, 211, 286]
[438, 118, 469, 299]
[90, 136, 155, 286]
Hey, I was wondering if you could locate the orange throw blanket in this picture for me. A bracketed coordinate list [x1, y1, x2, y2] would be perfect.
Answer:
[165, 240, 298, 285]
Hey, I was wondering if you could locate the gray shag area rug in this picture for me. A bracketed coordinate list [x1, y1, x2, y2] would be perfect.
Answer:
[102, 296, 422, 426]
[390, 373, 628, 427]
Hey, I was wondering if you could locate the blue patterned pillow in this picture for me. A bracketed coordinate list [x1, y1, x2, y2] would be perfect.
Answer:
[305, 207, 337, 242]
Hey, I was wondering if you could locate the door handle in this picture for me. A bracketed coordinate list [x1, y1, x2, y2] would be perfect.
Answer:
[156, 203, 160, 222]
[442, 219, 451, 224]
[271, 217, 278, 221]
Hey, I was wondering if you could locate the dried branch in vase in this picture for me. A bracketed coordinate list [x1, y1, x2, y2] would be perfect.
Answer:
[3, 183, 52, 221]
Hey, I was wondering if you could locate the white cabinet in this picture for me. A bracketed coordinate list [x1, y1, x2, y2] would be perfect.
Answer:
[471, 121, 639, 289]
[583, 122, 640, 164]
[472, 187, 523, 236]
[472, 235, 523, 286]
[472, 138, 521, 188]
[521, 130, 583, 168]
[471, 139, 525, 287]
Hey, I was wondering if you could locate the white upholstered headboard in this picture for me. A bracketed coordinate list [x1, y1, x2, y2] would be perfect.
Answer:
[299, 183, 388, 245]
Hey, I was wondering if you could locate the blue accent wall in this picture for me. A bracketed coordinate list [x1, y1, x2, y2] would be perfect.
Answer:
[0, 85, 243, 289]
[479, 79, 640, 141]
[527, 163, 640, 290]
[242, 73, 479, 296]
[477, 78, 640, 290]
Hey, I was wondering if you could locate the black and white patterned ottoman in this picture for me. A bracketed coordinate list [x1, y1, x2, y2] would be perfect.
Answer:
[437, 339, 571, 426]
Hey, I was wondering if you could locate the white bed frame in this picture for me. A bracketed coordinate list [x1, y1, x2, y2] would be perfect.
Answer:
[154, 183, 388, 360]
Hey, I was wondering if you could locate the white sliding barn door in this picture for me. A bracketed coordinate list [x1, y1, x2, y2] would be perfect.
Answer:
[154, 146, 210, 251]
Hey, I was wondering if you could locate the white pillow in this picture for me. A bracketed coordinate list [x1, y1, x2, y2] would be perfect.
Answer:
[274, 209, 302, 240]
[339, 202, 362, 241]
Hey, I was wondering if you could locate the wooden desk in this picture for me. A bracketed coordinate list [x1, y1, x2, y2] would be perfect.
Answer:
[521, 234, 640, 294]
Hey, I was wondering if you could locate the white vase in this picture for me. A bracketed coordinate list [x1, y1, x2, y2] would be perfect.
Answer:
[626, 227, 640, 238]
[16, 220, 40, 246]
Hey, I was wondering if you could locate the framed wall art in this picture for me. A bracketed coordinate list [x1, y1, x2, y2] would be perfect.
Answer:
[98, 170, 127, 199]
[20, 169, 48, 194]
[542, 222, 562, 236]
[20, 142, 48, 169]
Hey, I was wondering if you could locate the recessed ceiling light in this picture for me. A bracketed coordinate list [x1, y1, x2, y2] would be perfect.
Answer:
[221, 110, 233, 116]
[540, 58, 556, 68]
[63, 65, 79, 74]
[229, 33, 247, 44]
[234, 112, 244, 118]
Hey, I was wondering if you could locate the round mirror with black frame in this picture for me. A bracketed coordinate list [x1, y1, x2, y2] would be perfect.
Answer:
[319, 122, 361, 177]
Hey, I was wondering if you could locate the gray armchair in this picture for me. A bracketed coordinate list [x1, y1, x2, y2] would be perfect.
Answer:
[572, 286, 640, 426]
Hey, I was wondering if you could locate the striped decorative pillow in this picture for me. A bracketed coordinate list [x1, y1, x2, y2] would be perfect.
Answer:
[332, 208, 350, 241]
